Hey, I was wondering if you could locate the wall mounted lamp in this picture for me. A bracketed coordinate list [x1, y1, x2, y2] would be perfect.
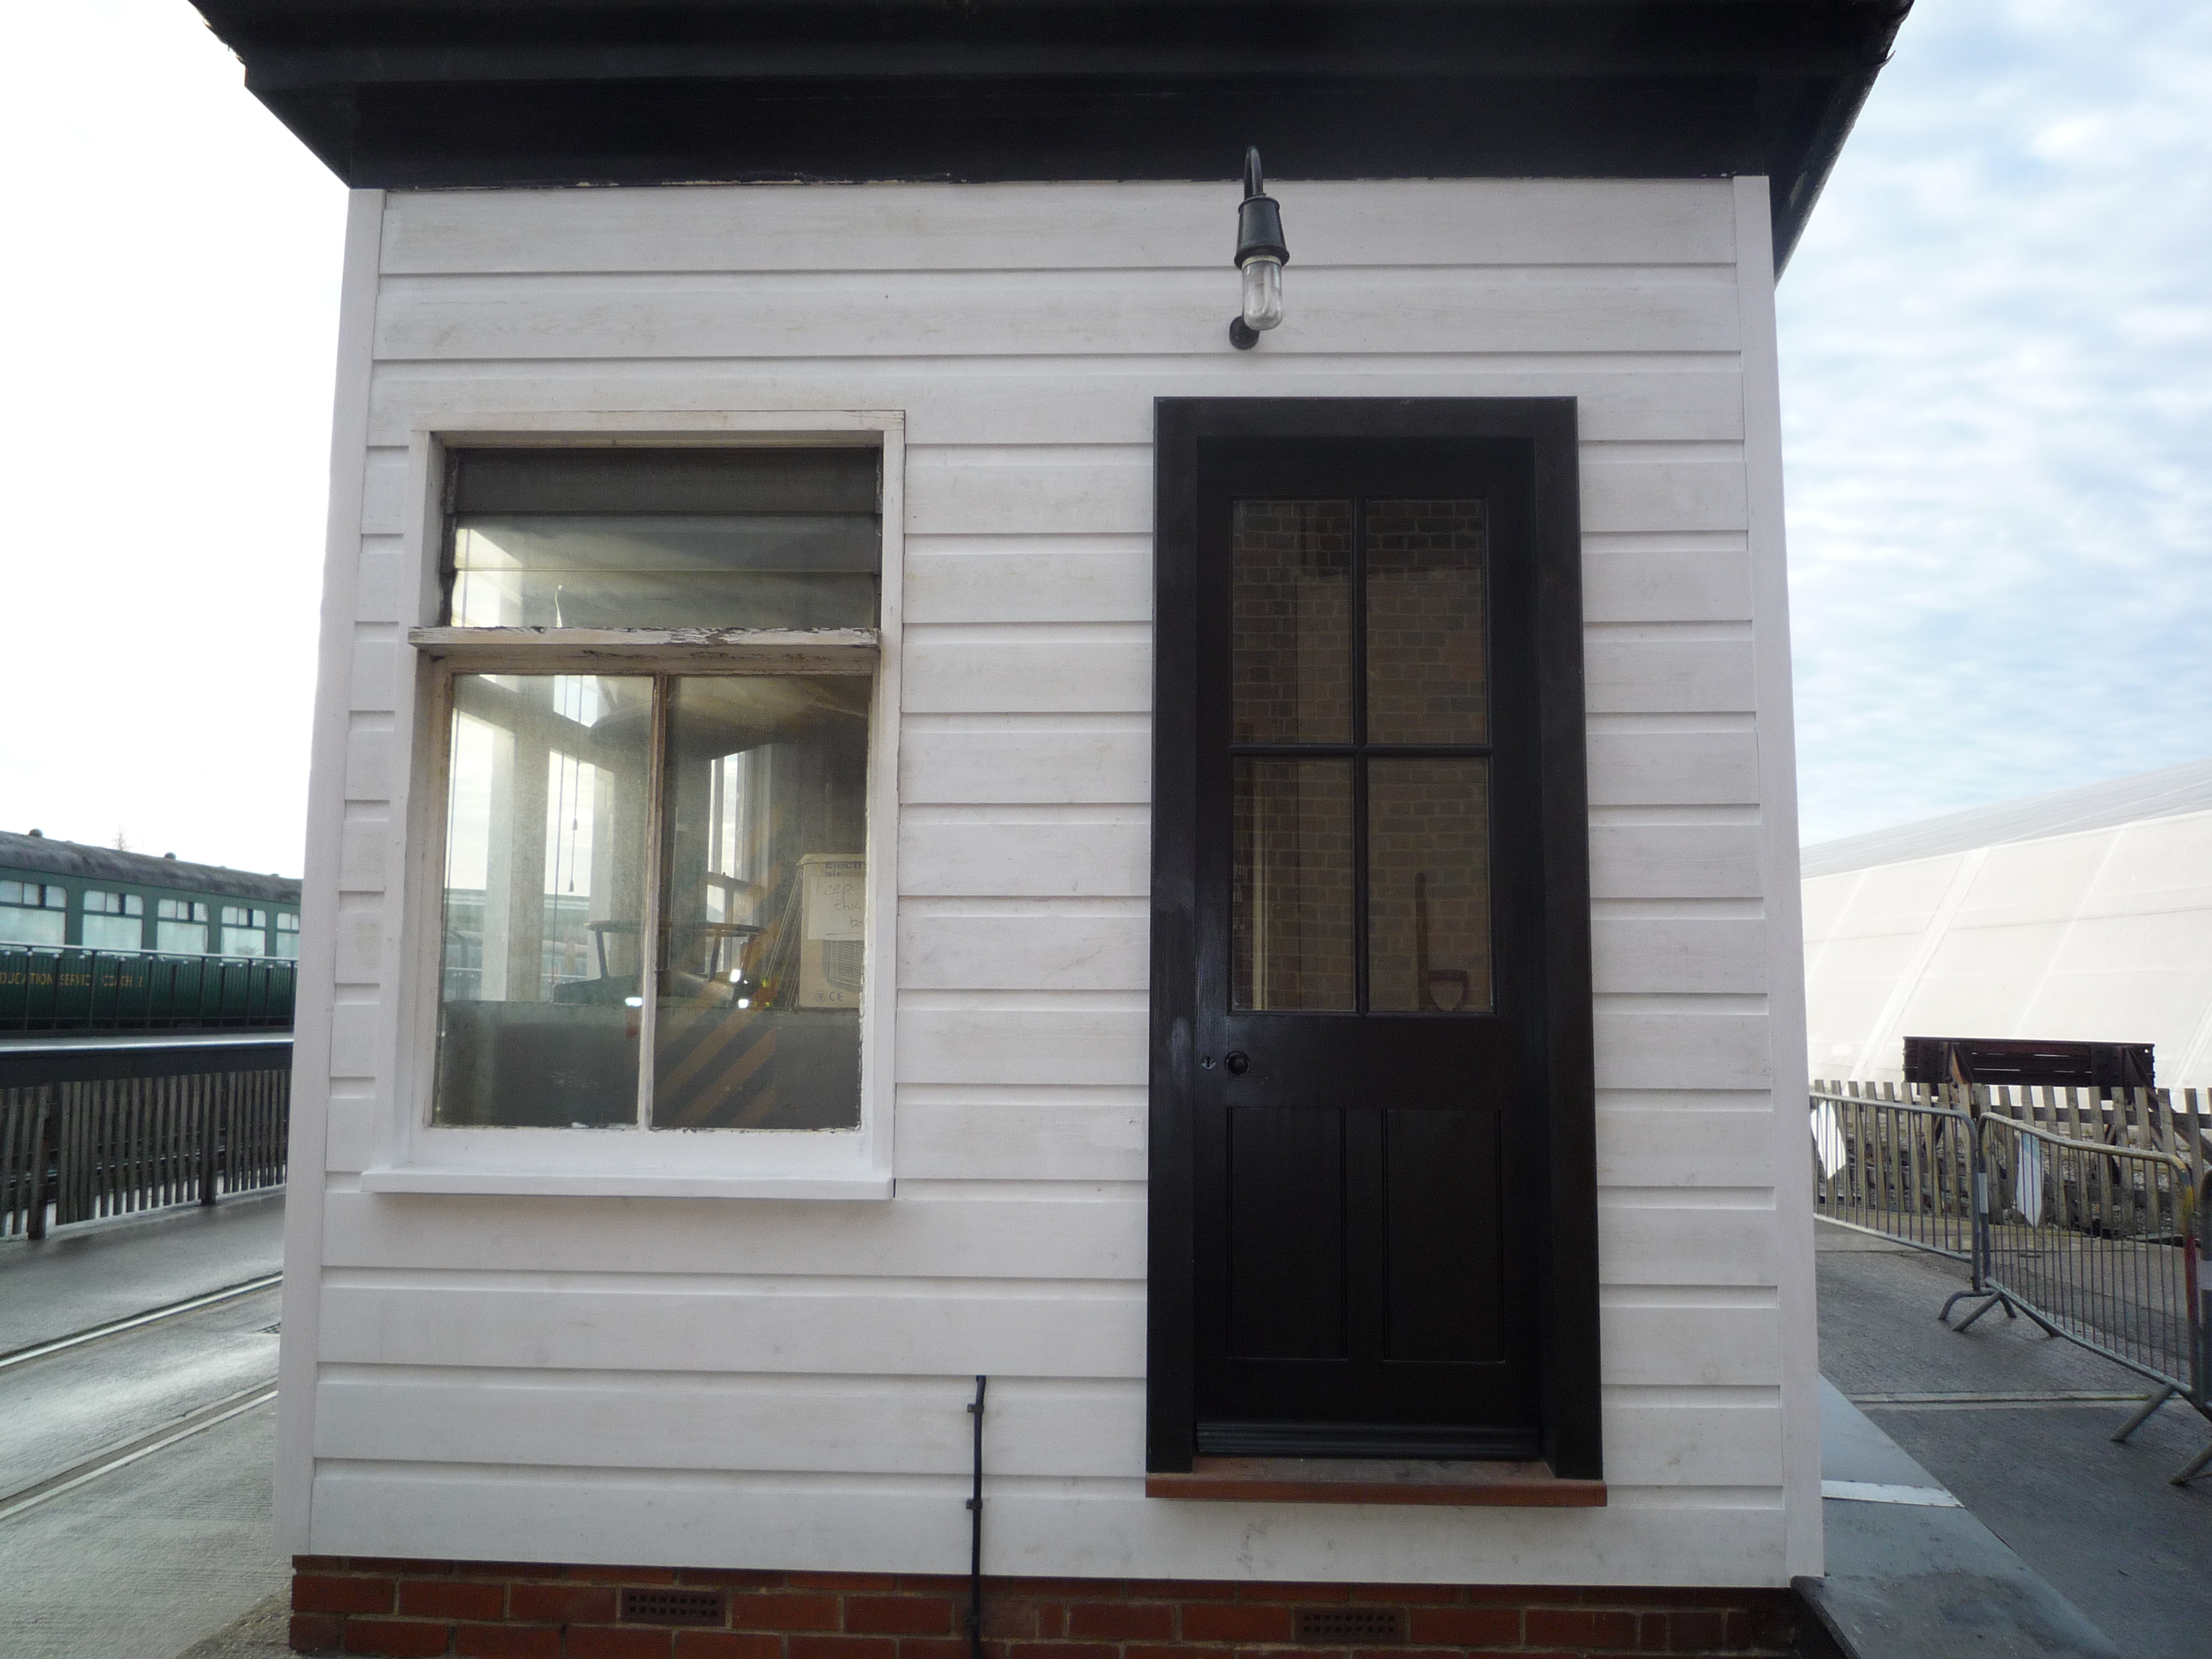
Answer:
[1228, 147, 1288, 350]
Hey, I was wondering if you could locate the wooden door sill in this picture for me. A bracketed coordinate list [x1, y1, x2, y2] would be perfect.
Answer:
[1146, 1456, 1606, 1507]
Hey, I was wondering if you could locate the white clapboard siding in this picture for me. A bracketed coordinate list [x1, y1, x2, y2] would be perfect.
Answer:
[307, 1466, 1785, 1584]
[1592, 919, 1768, 994]
[903, 632, 1151, 714]
[1589, 825, 1766, 899]
[1581, 546, 1753, 625]
[902, 725, 1150, 805]
[899, 1010, 1148, 1088]
[900, 816, 1148, 897]
[378, 179, 1738, 275]
[1594, 1009, 1772, 1091]
[893, 1094, 1148, 1182]
[316, 1370, 1144, 1478]
[1598, 1202, 1777, 1287]
[1600, 1395, 1784, 1486]
[905, 541, 1153, 625]
[300, 174, 1806, 1584]
[367, 364, 1749, 450]
[1601, 1297, 1781, 1387]
[1586, 732, 1763, 807]
[900, 911, 1150, 991]
[1594, 1104, 1780, 1189]
[319, 1190, 1142, 1281]
[372, 267, 1739, 364]
[318, 1279, 1146, 1378]
[1583, 637, 1757, 715]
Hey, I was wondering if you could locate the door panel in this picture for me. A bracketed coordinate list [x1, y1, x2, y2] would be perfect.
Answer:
[1384, 1107, 1506, 1363]
[1227, 1105, 1347, 1359]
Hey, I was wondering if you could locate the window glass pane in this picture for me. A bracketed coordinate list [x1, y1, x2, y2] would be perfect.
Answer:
[85, 890, 117, 914]
[651, 675, 871, 1131]
[221, 928, 268, 957]
[1365, 498, 1489, 745]
[0, 908, 66, 947]
[449, 449, 880, 631]
[433, 674, 653, 1128]
[84, 914, 142, 951]
[274, 931, 300, 960]
[155, 920, 207, 954]
[1367, 758, 1492, 1013]
[1232, 757, 1354, 1011]
[1233, 500, 1352, 743]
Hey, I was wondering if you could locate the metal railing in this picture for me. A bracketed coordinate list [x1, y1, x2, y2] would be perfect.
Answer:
[1, 1065, 288, 1239]
[1812, 1079, 2211, 1485]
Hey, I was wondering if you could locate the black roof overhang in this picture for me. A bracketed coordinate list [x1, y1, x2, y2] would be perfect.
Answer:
[190, 1, 1912, 269]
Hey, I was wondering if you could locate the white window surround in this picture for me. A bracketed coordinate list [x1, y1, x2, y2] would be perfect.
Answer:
[358, 412, 904, 1201]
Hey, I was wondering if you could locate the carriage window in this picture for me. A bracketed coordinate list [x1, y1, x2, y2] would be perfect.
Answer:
[430, 446, 880, 1134]
[275, 911, 301, 959]
[83, 889, 146, 953]
[0, 882, 67, 947]
[156, 898, 210, 954]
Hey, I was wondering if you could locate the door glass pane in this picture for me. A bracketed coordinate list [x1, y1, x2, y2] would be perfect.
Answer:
[652, 675, 871, 1130]
[1365, 498, 1488, 744]
[1233, 758, 1354, 1011]
[1233, 500, 1352, 743]
[433, 674, 653, 1127]
[1368, 758, 1492, 1013]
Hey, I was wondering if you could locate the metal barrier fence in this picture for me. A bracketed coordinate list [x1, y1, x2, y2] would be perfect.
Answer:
[0, 1067, 287, 1239]
[1809, 1086, 1977, 1259]
[1811, 1079, 2211, 1484]
[0, 946, 297, 1034]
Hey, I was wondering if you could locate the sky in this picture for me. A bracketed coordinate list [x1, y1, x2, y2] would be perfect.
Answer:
[0, 1, 2206, 874]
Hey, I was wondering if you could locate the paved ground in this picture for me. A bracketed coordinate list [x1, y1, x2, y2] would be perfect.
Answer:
[0, 1193, 285, 1353]
[0, 1198, 289, 1659]
[1817, 1224, 2212, 1659]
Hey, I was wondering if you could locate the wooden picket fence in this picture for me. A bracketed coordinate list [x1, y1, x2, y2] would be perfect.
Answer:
[0, 1067, 287, 1238]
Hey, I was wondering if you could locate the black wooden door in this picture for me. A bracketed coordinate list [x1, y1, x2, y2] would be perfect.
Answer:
[1186, 435, 1546, 1459]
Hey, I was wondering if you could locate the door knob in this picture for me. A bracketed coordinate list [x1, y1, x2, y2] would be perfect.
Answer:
[1224, 1051, 1250, 1076]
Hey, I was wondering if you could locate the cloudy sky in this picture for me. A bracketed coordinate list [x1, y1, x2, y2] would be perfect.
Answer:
[1, 1, 2205, 875]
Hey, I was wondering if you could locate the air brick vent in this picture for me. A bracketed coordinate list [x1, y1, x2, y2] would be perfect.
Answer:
[1295, 1607, 1407, 1645]
[620, 1587, 727, 1626]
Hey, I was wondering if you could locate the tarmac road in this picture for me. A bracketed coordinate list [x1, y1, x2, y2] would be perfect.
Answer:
[0, 1196, 289, 1659]
[1818, 1226, 2212, 1659]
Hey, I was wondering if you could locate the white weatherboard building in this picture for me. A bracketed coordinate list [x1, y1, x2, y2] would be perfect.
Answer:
[192, 2, 1911, 1651]
[1803, 759, 2212, 1087]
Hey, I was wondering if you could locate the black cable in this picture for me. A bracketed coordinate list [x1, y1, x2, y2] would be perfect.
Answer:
[966, 1375, 987, 1659]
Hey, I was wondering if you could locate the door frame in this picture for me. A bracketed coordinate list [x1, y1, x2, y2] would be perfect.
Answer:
[1147, 397, 1601, 1479]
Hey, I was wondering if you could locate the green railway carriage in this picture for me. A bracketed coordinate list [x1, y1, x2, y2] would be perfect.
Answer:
[0, 829, 298, 1033]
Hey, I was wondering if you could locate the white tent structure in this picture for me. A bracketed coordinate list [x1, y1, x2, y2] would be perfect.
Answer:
[1801, 759, 2212, 1088]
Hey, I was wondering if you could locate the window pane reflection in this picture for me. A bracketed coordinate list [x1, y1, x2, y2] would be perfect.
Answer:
[433, 674, 652, 1127]
[1368, 759, 1492, 1013]
[1232, 758, 1355, 1011]
[1365, 499, 1488, 745]
[1232, 500, 1352, 743]
[651, 676, 870, 1130]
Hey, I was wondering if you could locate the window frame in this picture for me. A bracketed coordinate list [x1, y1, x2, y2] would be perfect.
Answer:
[362, 414, 904, 1201]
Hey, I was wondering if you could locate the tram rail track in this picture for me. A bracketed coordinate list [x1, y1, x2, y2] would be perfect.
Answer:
[0, 1381, 278, 1523]
[0, 1273, 284, 1523]
[0, 1272, 281, 1375]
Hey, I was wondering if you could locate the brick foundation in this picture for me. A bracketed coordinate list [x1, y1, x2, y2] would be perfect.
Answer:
[289, 1560, 1797, 1659]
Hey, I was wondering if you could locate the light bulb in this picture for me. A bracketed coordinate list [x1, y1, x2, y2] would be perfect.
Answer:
[1241, 257, 1284, 331]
